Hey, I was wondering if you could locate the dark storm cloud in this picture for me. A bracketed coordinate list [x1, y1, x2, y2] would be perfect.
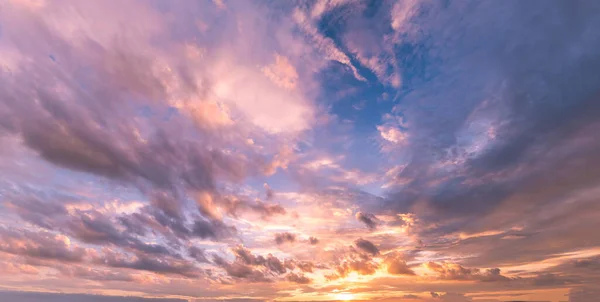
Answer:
[274, 232, 296, 245]
[354, 238, 379, 256]
[308, 236, 319, 245]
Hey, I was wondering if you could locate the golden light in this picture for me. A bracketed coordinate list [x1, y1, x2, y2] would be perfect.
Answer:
[334, 293, 354, 301]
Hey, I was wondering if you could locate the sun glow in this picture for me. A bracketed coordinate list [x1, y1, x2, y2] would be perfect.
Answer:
[334, 293, 354, 301]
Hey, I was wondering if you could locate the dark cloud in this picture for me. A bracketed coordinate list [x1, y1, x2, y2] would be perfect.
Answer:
[61, 210, 178, 258]
[192, 219, 236, 240]
[265, 254, 287, 275]
[569, 286, 600, 302]
[355, 212, 378, 230]
[248, 201, 286, 219]
[0, 227, 86, 263]
[431, 293, 473, 302]
[101, 251, 201, 278]
[0, 2, 264, 252]
[232, 245, 266, 266]
[425, 262, 510, 282]
[531, 273, 571, 287]
[188, 246, 209, 263]
[274, 232, 296, 245]
[213, 255, 271, 283]
[308, 236, 319, 245]
[295, 261, 315, 273]
[286, 272, 311, 284]
[58, 265, 135, 282]
[574, 257, 600, 270]
[264, 183, 274, 200]
[3, 194, 69, 229]
[230, 245, 289, 275]
[373, 2, 600, 260]
[354, 238, 379, 256]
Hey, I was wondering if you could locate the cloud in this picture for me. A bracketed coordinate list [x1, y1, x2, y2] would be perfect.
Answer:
[0, 227, 87, 263]
[274, 232, 296, 245]
[101, 251, 202, 278]
[286, 272, 311, 284]
[569, 286, 600, 302]
[188, 247, 209, 263]
[1, 0, 600, 301]
[0, 291, 186, 302]
[425, 262, 510, 282]
[58, 265, 135, 282]
[355, 212, 379, 230]
[263, 183, 274, 200]
[384, 253, 415, 275]
[229, 245, 291, 276]
[213, 255, 270, 283]
[531, 273, 570, 287]
[354, 238, 380, 256]
[261, 55, 299, 90]
[335, 259, 379, 278]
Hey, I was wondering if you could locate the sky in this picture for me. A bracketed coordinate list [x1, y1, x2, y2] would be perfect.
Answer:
[0, 0, 599, 301]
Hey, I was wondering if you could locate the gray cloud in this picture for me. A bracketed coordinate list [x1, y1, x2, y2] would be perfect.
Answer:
[274, 232, 296, 245]
[286, 272, 311, 284]
[354, 238, 379, 256]
[356, 212, 379, 230]
[101, 251, 201, 278]
[0, 227, 87, 263]
[425, 262, 510, 282]
[213, 255, 271, 283]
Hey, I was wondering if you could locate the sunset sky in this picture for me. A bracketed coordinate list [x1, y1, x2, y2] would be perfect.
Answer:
[1, 0, 600, 301]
